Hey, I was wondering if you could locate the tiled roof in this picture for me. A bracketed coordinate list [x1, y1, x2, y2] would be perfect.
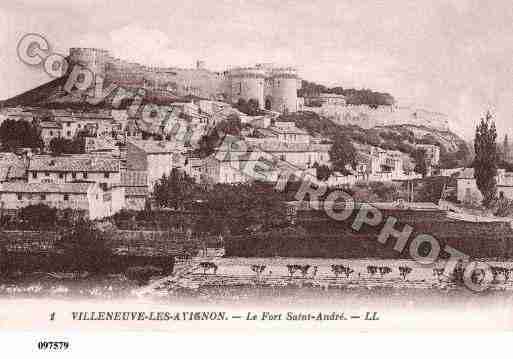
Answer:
[0, 181, 93, 194]
[128, 140, 183, 154]
[320, 93, 346, 98]
[120, 170, 147, 186]
[40, 121, 62, 129]
[85, 137, 117, 152]
[125, 187, 148, 197]
[456, 168, 474, 179]
[270, 124, 309, 135]
[29, 155, 120, 172]
[224, 138, 330, 153]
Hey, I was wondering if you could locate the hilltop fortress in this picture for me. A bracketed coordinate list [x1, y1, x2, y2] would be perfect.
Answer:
[68, 48, 301, 113]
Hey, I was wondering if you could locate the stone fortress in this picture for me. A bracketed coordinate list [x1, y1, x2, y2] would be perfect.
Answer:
[68, 48, 300, 113]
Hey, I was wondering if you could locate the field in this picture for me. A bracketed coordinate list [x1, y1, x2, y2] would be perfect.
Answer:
[2, 257, 513, 311]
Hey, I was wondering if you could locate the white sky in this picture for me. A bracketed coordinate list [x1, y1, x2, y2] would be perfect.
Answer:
[1, 0, 512, 139]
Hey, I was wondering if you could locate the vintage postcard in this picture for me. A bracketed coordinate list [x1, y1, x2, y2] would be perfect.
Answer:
[1, 0, 513, 352]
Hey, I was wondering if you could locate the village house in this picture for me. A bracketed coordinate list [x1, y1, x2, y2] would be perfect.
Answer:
[28, 154, 121, 188]
[202, 151, 279, 184]
[244, 139, 331, 169]
[39, 121, 63, 147]
[0, 181, 124, 219]
[318, 93, 347, 106]
[51, 110, 121, 138]
[416, 144, 440, 166]
[117, 170, 148, 211]
[184, 157, 205, 183]
[455, 168, 513, 205]
[84, 137, 119, 156]
[456, 168, 483, 205]
[354, 146, 405, 181]
[125, 140, 185, 190]
[266, 121, 311, 143]
[0, 153, 27, 182]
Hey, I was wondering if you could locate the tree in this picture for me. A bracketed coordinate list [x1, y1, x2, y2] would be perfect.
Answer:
[413, 149, 428, 177]
[56, 219, 113, 275]
[19, 204, 57, 230]
[503, 134, 510, 162]
[216, 114, 242, 136]
[49, 130, 86, 155]
[474, 111, 498, 207]
[235, 98, 261, 116]
[0, 119, 43, 151]
[313, 162, 332, 181]
[196, 116, 242, 158]
[198, 182, 288, 235]
[329, 134, 357, 174]
[152, 168, 199, 210]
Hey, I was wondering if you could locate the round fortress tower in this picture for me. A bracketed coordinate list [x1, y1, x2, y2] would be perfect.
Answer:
[69, 48, 109, 98]
[268, 67, 299, 113]
[227, 67, 266, 108]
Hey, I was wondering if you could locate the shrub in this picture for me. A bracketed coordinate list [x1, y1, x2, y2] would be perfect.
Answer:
[19, 204, 57, 230]
[126, 265, 163, 285]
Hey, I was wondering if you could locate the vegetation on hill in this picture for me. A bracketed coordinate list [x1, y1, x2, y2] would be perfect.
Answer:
[49, 130, 87, 155]
[0, 118, 43, 151]
[196, 114, 243, 157]
[234, 98, 264, 116]
[298, 80, 395, 106]
[279, 111, 471, 170]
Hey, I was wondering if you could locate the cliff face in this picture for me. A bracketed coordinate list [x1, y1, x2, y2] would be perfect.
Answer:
[282, 111, 471, 169]
[307, 105, 451, 132]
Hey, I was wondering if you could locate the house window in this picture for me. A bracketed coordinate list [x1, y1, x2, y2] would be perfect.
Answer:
[49, 131, 53, 136]
[17, 193, 22, 200]
[63, 194, 69, 201]
[67, 131, 71, 136]
[104, 172, 110, 178]
[72, 172, 77, 179]
[59, 173, 64, 179]
[83, 172, 88, 179]
[41, 194, 46, 200]
[32, 172, 37, 179]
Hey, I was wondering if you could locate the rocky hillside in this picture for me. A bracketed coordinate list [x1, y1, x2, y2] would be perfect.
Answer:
[280, 111, 471, 169]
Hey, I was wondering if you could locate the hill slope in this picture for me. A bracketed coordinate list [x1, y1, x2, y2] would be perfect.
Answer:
[280, 111, 471, 169]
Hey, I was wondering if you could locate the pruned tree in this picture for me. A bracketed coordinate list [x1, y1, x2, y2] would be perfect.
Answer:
[199, 262, 218, 276]
[398, 266, 412, 280]
[367, 265, 378, 276]
[378, 266, 392, 277]
[299, 264, 311, 277]
[287, 264, 302, 278]
[250, 264, 266, 279]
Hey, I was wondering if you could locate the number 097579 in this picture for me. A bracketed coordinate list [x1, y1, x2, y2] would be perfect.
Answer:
[37, 341, 69, 350]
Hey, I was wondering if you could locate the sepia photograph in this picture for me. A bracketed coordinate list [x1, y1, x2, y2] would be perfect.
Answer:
[1, 0, 513, 353]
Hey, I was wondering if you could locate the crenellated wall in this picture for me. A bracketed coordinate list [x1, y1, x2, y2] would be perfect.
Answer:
[67, 48, 299, 112]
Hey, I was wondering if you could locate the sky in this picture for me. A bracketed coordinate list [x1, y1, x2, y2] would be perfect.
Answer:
[1, 0, 512, 139]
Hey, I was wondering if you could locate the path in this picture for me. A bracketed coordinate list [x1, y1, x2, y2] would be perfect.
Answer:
[133, 248, 223, 297]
